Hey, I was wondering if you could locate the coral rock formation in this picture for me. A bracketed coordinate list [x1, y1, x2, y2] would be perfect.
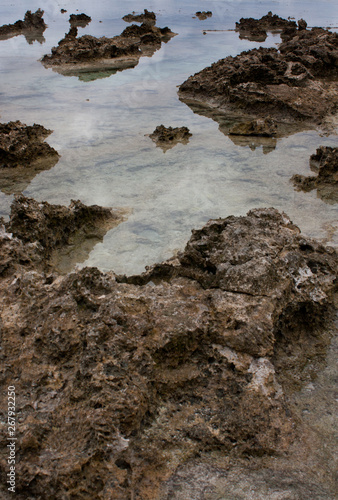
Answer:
[123, 9, 156, 25]
[0, 9, 46, 44]
[236, 11, 298, 41]
[179, 22, 338, 131]
[0, 204, 336, 499]
[195, 11, 212, 21]
[69, 13, 92, 28]
[292, 146, 338, 204]
[149, 125, 192, 151]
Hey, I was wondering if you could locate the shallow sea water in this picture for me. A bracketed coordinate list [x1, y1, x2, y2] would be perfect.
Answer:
[0, 0, 337, 275]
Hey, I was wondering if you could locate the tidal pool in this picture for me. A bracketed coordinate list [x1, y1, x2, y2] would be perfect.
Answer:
[0, 0, 337, 275]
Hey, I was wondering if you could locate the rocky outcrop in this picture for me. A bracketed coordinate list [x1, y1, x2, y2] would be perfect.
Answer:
[41, 23, 176, 79]
[0, 9, 46, 44]
[195, 11, 212, 21]
[69, 13, 91, 28]
[292, 146, 338, 204]
[149, 125, 192, 151]
[0, 204, 336, 499]
[0, 121, 60, 194]
[123, 9, 156, 25]
[178, 23, 338, 131]
[235, 11, 298, 41]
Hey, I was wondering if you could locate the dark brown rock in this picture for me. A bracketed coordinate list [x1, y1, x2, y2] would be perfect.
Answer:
[195, 11, 212, 21]
[149, 125, 192, 151]
[236, 11, 297, 41]
[0, 205, 336, 499]
[123, 9, 156, 25]
[292, 146, 338, 204]
[69, 13, 91, 28]
[179, 25, 338, 131]
[0, 9, 46, 44]
[41, 23, 176, 79]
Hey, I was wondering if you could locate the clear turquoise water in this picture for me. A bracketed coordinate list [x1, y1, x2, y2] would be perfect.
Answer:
[0, 0, 337, 274]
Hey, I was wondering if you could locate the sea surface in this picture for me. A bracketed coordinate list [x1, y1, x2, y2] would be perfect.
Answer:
[0, 0, 337, 275]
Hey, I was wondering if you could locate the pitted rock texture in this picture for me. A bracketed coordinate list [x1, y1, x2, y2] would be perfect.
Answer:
[235, 11, 298, 42]
[0, 204, 336, 499]
[179, 24, 338, 130]
[292, 146, 338, 204]
[69, 13, 92, 28]
[0, 9, 46, 44]
[41, 23, 176, 78]
[123, 10, 156, 25]
[195, 11, 212, 21]
[149, 125, 192, 151]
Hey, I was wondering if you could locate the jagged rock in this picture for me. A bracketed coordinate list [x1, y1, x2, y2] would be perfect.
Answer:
[0, 121, 60, 194]
[0, 203, 335, 499]
[0, 9, 46, 44]
[123, 9, 156, 25]
[179, 22, 338, 131]
[41, 23, 176, 80]
[236, 11, 297, 41]
[69, 13, 91, 28]
[149, 125, 192, 151]
[229, 117, 277, 136]
[292, 146, 338, 204]
[195, 11, 212, 21]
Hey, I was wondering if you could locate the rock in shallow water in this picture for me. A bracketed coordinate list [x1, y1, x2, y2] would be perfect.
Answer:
[0, 202, 336, 499]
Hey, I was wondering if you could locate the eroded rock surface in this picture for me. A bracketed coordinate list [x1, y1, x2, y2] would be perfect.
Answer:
[41, 23, 176, 80]
[236, 11, 298, 41]
[69, 13, 91, 28]
[179, 22, 338, 132]
[0, 9, 46, 44]
[149, 125, 192, 151]
[0, 205, 336, 499]
[123, 9, 156, 25]
[292, 146, 338, 204]
[0, 121, 60, 194]
[229, 116, 277, 137]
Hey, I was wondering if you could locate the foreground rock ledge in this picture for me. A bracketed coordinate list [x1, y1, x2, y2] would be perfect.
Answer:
[179, 22, 338, 131]
[0, 206, 336, 499]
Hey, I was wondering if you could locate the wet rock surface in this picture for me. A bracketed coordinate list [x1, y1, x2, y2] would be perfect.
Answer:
[0, 9, 46, 44]
[149, 125, 192, 151]
[195, 11, 212, 21]
[236, 11, 298, 41]
[292, 146, 338, 204]
[123, 9, 156, 25]
[69, 13, 92, 28]
[41, 22, 176, 80]
[179, 21, 338, 132]
[0, 121, 60, 194]
[0, 205, 336, 499]
[229, 117, 277, 137]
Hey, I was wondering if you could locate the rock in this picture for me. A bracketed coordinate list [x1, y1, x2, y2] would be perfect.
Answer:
[0, 121, 60, 194]
[292, 146, 338, 204]
[41, 23, 176, 80]
[229, 116, 277, 136]
[178, 24, 338, 131]
[5, 195, 127, 272]
[0, 9, 46, 44]
[235, 11, 297, 41]
[60, 9, 67, 14]
[69, 13, 91, 28]
[148, 125, 192, 151]
[195, 11, 212, 21]
[123, 9, 156, 25]
[0, 205, 336, 499]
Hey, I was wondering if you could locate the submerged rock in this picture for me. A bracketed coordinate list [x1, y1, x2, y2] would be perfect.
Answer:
[179, 22, 338, 132]
[0, 121, 60, 194]
[149, 125, 192, 151]
[229, 116, 277, 137]
[0, 9, 46, 44]
[41, 23, 176, 80]
[292, 146, 338, 204]
[0, 205, 336, 499]
[195, 11, 212, 21]
[69, 13, 92, 28]
[123, 9, 156, 25]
